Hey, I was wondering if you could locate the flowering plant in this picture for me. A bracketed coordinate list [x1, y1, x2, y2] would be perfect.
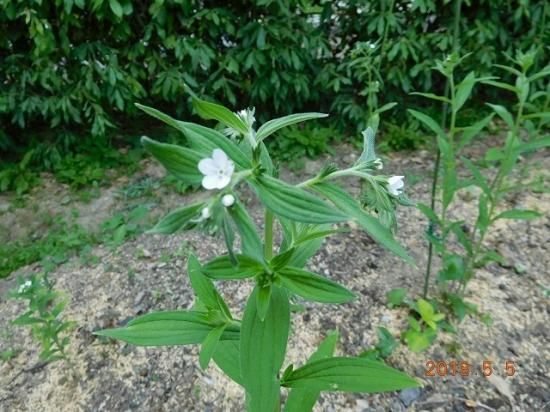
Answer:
[96, 94, 419, 410]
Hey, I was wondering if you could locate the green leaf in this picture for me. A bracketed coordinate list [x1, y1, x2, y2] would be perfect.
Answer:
[281, 357, 419, 393]
[376, 327, 398, 358]
[482, 79, 518, 93]
[486, 103, 514, 128]
[512, 137, 550, 154]
[454, 71, 477, 112]
[462, 158, 490, 196]
[386, 288, 406, 308]
[187, 254, 232, 319]
[147, 203, 204, 234]
[252, 176, 348, 224]
[192, 97, 248, 134]
[477, 194, 490, 235]
[141, 136, 203, 184]
[227, 200, 264, 262]
[202, 254, 264, 280]
[437, 254, 466, 283]
[407, 109, 446, 140]
[256, 113, 328, 142]
[494, 209, 541, 220]
[276, 267, 355, 304]
[256, 283, 272, 322]
[241, 285, 290, 412]
[357, 115, 378, 164]
[457, 114, 493, 150]
[403, 328, 436, 352]
[199, 324, 226, 369]
[410, 92, 451, 104]
[94, 311, 239, 346]
[270, 248, 296, 271]
[312, 183, 413, 264]
[284, 331, 339, 412]
[109, 0, 123, 17]
[135, 104, 250, 169]
[213, 340, 243, 385]
[416, 203, 439, 224]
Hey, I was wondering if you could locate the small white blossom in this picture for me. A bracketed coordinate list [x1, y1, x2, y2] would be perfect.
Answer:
[198, 149, 235, 190]
[201, 207, 211, 219]
[18, 280, 32, 294]
[237, 108, 256, 130]
[221, 194, 235, 207]
[374, 158, 383, 170]
[387, 176, 405, 196]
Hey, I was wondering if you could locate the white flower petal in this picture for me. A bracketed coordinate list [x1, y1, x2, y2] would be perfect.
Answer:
[212, 149, 229, 167]
[225, 160, 235, 176]
[202, 175, 221, 190]
[216, 175, 231, 189]
[201, 207, 211, 219]
[198, 158, 218, 175]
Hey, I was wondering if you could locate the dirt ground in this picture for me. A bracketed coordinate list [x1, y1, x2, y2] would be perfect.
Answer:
[0, 141, 548, 412]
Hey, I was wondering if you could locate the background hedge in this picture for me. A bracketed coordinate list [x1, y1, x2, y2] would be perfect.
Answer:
[1, 0, 548, 159]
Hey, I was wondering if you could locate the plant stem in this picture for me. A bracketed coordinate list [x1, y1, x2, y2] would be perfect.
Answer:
[422, 0, 462, 298]
[264, 210, 274, 260]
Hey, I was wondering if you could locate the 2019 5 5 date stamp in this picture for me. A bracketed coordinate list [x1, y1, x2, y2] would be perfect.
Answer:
[424, 360, 517, 378]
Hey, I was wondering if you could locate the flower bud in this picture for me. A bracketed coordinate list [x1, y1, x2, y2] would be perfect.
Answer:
[201, 207, 211, 219]
[222, 194, 235, 207]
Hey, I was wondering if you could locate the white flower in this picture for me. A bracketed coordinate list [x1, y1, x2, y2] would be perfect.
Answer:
[18, 280, 32, 294]
[201, 207, 211, 219]
[221, 194, 235, 207]
[387, 176, 405, 196]
[237, 108, 256, 130]
[374, 158, 383, 170]
[198, 149, 235, 190]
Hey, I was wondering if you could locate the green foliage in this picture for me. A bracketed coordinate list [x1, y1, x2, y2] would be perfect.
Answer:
[385, 50, 550, 353]
[0, 205, 151, 279]
[96, 99, 418, 410]
[2, 0, 548, 161]
[10, 274, 75, 363]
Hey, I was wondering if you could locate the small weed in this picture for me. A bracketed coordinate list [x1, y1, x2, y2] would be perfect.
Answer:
[10, 274, 75, 363]
[1, 348, 21, 362]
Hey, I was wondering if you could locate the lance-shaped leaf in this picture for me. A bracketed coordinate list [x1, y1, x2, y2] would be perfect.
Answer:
[457, 114, 493, 150]
[256, 112, 328, 142]
[313, 183, 413, 264]
[202, 254, 264, 280]
[493, 209, 541, 221]
[141, 136, 203, 184]
[181, 122, 251, 169]
[281, 357, 419, 393]
[357, 113, 379, 164]
[284, 331, 339, 412]
[251, 176, 348, 224]
[135, 103, 250, 169]
[147, 203, 204, 234]
[213, 340, 243, 386]
[241, 285, 290, 412]
[227, 200, 264, 262]
[454, 71, 477, 112]
[462, 157, 490, 196]
[199, 324, 226, 369]
[407, 109, 446, 141]
[276, 267, 355, 304]
[192, 96, 248, 134]
[94, 311, 239, 346]
[187, 254, 232, 319]
[486, 103, 514, 128]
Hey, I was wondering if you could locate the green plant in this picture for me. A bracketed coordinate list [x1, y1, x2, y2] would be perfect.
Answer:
[10, 274, 75, 363]
[95, 95, 420, 410]
[404, 50, 549, 349]
[100, 205, 150, 247]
